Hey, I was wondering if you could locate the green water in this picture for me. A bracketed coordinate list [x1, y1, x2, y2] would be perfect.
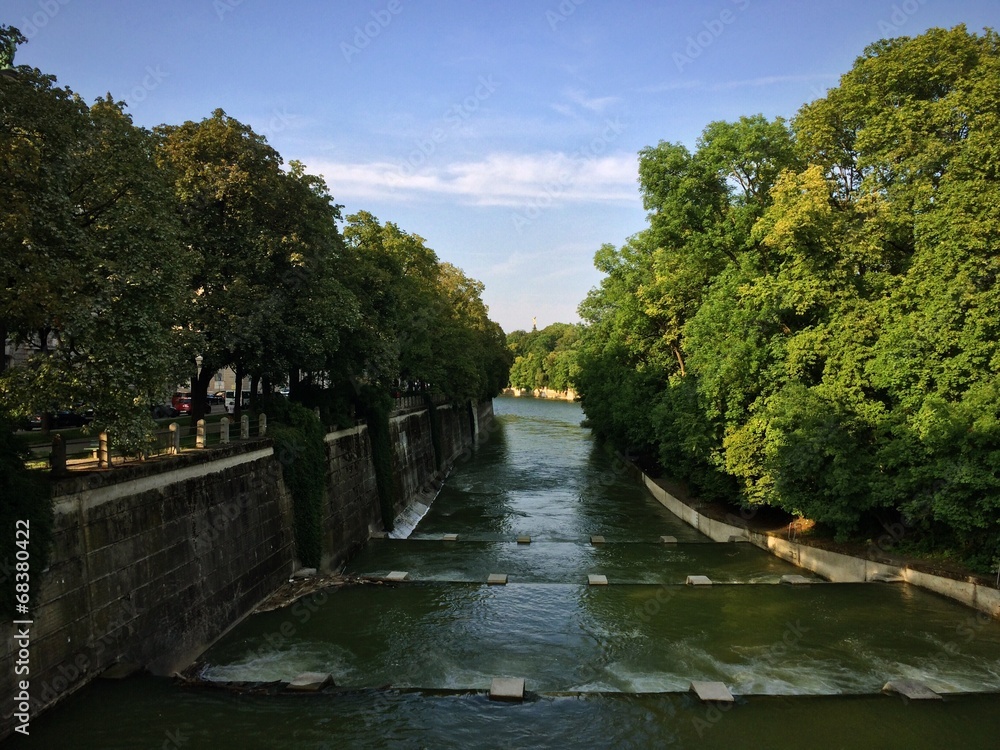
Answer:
[11, 396, 1000, 748]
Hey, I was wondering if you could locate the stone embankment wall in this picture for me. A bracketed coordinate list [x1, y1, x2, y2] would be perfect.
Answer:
[638, 470, 1000, 620]
[0, 441, 295, 739]
[1, 399, 494, 738]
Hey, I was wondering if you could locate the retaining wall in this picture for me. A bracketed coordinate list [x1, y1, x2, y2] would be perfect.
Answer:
[640, 472, 1000, 619]
[2, 398, 495, 738]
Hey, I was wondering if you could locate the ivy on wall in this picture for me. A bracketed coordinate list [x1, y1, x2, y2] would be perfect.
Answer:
[266, 398, 326, 569]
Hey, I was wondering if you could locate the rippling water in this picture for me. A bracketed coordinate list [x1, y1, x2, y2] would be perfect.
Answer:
[14, 396, 1000, 749]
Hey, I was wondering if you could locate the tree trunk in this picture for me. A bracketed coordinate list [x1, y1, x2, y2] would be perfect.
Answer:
[190, 364, 213, 426]
[234, 363, 245, 418]
[672, 345, 687, 377]
[250, 374, 261, 410]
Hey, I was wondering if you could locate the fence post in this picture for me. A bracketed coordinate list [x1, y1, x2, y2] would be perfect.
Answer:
[196, 419, 206, 449]
[220, 416, 230, 444]
[169, 422, 180, 454]
[98, 431, 109, 469]
[241, 414, 249, 440]
[258, 413, 267, 437]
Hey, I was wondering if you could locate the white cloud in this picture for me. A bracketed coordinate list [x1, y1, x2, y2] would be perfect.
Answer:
[309, 150, 638, 207]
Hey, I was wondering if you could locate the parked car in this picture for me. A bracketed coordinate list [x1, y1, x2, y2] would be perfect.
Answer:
[171, 393, 212, 415]
[224, 390, 252, 412]
[151, 403, 180, 419]
[22, 407, 93, 430]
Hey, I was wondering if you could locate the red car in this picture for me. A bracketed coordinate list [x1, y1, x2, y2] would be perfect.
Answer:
[171, 393, 211, 415]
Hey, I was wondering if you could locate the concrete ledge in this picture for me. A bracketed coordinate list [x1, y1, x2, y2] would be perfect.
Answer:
[660, 535, 678, 544]
[590, 535, 606, 545]
[883, 680, 941, 700]
[384, 571, 408, 582]
[487, 573, 508, 585]
[489, 677, 525, 702]
[517, 535, 531, 544]
[640, 473, 1000, 620]
[686, 575, 713, 586]
[780, 575, 815, 585]
[588, 574, 609, 586]
[691, 681, 734, 702]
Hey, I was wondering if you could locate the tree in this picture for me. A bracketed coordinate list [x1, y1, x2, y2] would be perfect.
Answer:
[1, 67, 191, 451]
[576, 26, 1000, 568]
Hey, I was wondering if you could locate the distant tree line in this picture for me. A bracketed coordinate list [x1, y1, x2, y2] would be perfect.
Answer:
[576, 26, 1000, 572]
[506, 323, 581, 393]
[0, 39, 511, 454]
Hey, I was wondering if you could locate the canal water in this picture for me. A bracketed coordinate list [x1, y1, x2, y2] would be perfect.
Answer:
[12, 397, 1000, 748]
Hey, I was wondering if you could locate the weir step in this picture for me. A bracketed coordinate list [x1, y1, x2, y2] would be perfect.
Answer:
[780, 575, 815, 585]
[686, 575, 713, 586]
[588, 574, 609, 586]
[590, 535, 606, 545]
[384, 571, 409, 582]
[883, 680, 942, 700]
[517, 535, 531, 544]
[441, 534, 459, 542]
[690, 681, 734, 703]
[489, 677, 525, 702]
[487, 573, 508, 585]
[660, 536, 678, 544]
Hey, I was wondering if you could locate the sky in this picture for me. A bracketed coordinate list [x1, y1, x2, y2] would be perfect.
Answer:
[6, 0, 999, 333]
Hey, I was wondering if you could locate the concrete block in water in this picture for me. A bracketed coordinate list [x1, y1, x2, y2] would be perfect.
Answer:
[291, 567, 317, 579]
[369, 531, 388, 540]
[660, 535, 678, 544]
[385, 571, 409, 582]
[686, 575, 713, 586]
[780, 574, 814, 585]
[517, 535, 531, 544]
[590, 535, 606, 545]
[487, 573, 508, 585]
[691, 681, 734, 702]
[287, 672, 333, 692]
[588, 574, 609, 586]
[883, 680, 942, 700]
[489, 677, 525, 702]
[442, 533, 459, 542]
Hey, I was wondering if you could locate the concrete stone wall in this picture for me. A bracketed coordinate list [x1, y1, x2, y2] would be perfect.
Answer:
[388, 409, 439, 519]
[319, 425, 382, 572]
[639, 471, 1000, 620]
[1, 398, 496, 738]
[0, 441, 295, 737]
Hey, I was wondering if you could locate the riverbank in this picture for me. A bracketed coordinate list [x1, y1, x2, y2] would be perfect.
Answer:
[501, 387, 577, 401]
[632, 465, 1000, 619]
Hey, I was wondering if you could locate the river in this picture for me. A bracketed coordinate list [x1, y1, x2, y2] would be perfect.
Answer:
[10, 396, 1000, 748]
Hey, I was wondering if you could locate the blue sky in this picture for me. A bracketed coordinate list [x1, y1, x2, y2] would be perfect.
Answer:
[7, 0, 998, 333]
